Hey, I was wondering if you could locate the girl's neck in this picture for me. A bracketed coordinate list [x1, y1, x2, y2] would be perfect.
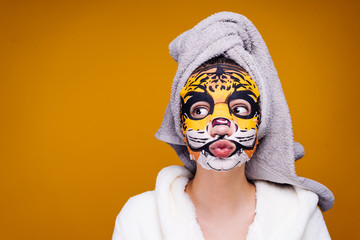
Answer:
[185, 163, 255, 214]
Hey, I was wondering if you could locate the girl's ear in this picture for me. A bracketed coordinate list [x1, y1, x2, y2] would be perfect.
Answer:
[181, 122, 185, 135]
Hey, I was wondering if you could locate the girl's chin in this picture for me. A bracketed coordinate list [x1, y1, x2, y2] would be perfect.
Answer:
[206, 159, 242, 171]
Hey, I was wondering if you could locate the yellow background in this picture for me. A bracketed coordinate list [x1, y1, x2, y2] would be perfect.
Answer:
[1, 0, 359, 239]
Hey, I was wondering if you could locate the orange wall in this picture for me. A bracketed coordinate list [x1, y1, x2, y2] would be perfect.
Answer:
[1, 0, 359, 239]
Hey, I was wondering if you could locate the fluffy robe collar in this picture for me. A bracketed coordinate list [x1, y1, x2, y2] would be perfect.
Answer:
[154, 165, 322, 240]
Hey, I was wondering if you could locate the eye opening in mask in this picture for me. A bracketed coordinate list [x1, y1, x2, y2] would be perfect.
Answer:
[181, 92, 214, 120]
[227, 90, 259, 119]
[229, 99, 251, 117]
[190, 101, 211, 119]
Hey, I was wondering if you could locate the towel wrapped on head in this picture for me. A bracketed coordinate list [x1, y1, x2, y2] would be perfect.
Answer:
[155, 11, 334, 212]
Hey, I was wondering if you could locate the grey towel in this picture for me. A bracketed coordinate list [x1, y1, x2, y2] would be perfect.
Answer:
[155, 12, 334, 211]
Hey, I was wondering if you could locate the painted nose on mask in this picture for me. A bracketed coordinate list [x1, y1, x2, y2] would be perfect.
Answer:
[209, 103, 234, 137]
[210, 117, 233, 137]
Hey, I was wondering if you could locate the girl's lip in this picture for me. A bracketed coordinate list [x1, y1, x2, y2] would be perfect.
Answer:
[209, 139, 236, 158]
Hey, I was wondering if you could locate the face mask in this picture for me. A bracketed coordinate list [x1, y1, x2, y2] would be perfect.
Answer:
[180, 63, 260, 171]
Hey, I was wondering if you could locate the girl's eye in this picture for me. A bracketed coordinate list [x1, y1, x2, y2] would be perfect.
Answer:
[192, 107, 209, 119]
[229, 99, 252, 117]
[189, 101, 211, 119]
[232, 105, 249, 115]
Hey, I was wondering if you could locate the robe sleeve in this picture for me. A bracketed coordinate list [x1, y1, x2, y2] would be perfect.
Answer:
[300, 206, 331, 240]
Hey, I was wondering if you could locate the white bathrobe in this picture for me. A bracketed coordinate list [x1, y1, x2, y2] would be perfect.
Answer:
[112, 166, 331, 240]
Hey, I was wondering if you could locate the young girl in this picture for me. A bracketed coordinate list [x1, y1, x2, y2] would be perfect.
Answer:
[112, 12, 333, 240]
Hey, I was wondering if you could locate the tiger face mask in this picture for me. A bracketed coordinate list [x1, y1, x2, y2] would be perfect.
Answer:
[180, 63, 260, 172]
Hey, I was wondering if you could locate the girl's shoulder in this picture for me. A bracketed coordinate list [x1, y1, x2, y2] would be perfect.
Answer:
[112, 191, 161, 239]
[254, 180, 319, 210]
[249, 181, 330, 240]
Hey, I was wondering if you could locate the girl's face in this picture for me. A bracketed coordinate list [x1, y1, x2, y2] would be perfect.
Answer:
[180, 63, 260, 171]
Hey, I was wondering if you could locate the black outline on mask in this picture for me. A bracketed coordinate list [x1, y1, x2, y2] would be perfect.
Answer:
[181, 92, 214, 120]
[207, 160, 241, 172]
[185, 125, 257, 159]
[228, 90, 259, 119]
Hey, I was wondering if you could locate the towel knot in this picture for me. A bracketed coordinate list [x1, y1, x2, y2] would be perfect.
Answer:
[170, 13, 254, 67]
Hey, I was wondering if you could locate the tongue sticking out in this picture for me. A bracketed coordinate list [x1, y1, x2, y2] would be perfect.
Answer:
[209, 140, 236, 158]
